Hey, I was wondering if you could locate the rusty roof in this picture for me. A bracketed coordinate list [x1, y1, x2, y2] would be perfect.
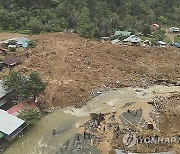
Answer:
[2, 56, 21, 66]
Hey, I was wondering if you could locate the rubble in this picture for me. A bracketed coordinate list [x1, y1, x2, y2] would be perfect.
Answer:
[57, 134, 101, 154]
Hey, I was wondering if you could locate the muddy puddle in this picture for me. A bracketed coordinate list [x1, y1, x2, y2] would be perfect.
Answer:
[4, 85, 180, 154]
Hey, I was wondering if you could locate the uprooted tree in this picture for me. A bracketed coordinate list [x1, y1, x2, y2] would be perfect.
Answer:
[3, 71, 47, 106]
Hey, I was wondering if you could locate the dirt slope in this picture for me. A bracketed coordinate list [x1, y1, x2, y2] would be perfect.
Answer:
[0, 32, 180, 107]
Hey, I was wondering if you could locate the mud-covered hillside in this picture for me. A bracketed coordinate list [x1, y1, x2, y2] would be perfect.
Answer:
[0, 32, 179, 107]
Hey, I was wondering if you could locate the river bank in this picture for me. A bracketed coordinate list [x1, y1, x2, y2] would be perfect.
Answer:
[3, 84, 180, 154]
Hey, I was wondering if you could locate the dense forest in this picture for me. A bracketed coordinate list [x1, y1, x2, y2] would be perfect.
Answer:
[0, 0, 179, 38]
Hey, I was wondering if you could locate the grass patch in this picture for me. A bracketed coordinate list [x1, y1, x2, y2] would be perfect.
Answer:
[140, 34, 171, 44]
[174, 36, 180, 42]
[163, 35, 171, 44]
[139, 36, 155, 42]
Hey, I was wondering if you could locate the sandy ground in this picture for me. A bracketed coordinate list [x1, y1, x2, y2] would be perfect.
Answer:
[0, 32, 180, 108]
[0, 32, 29, 41]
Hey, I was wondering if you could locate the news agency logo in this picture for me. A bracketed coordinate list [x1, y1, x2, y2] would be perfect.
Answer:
[123, 133, 180, 148]
[123, 133, 137, 148]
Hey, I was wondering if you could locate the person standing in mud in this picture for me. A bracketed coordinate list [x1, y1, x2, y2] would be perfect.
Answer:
[103, 126, 106, 132]
[52, 128, 56, 135]
[84, 131, 86, 139]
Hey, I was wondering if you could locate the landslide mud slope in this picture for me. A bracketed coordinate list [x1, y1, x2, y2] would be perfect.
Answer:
[0, 32, 180, 107]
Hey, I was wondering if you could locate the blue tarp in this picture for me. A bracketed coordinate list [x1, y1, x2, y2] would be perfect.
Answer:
[14, 37, 29, 48]
[0, 37, 30, 48]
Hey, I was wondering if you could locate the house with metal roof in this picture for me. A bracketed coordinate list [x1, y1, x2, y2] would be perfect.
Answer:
[170, 27, 179, 33]
[0, 109, 26, 141]
[111, 39, 120, 44]
[114, 31, 131, 37]
[157, 41, 167, 47]
[0, 81, 12, 110]
[151, 23, 160, 30]
[123, 35, 142, 45]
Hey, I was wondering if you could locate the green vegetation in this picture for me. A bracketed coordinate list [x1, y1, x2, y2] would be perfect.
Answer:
[8, 40, 16, 45]
[8, 47, 16, 52]
[140, 29, 168, 45]
[0, 0, 179, 38]
[142, 25, 152, 36]
[174, 36, 180, 42]
[3, 71, 47, 102]
[18, 107, 41, 125]
[27, 40, 37, 49]
[163, 35, 171, 44]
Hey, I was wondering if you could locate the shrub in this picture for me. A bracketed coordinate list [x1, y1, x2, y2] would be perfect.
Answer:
[18, 107, 41, 125]
[8, 40, 16, 45]
[27, 40, 37, 49]
[142, 24, 152, 36]
[28, 18, 43, 34]
[8, 47, 16, 52]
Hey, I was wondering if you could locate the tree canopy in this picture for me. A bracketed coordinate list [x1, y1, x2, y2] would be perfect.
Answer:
[18, 107, 41, 125]
[0, 0, 179, 38]
[3, 71, 47, 102]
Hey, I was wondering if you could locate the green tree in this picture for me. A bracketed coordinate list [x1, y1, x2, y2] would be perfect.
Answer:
[8, 40, 16, 45]
[18, 107, 41, 125]
[0, 0, 180, 37]
[76, 7, 94, 38]
[3, 71, 47, 102]
[27, 40, 37, 49]
[154, 29, 166, 41]
[142, 24, 152, 35]
[28, 18, 43, 34]
[27, 72, 47, 100]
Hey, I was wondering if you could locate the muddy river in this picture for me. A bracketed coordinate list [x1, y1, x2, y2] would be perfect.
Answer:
[4, 85, 180, 154]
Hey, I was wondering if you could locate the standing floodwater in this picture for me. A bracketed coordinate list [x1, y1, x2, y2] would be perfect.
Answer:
[4, 85, 180, 154]
[4, 110, 87, 154]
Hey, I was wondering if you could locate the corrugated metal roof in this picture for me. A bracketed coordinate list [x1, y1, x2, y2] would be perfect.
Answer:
[0, 80, 8, 99]
[123, 35, 142, 43]
[2, 56, 21, 66]
[0, 109, 25, 135]
[115, 31, 131, 36]
[0, 132, 4, 138]
[111, 39, 120, 44]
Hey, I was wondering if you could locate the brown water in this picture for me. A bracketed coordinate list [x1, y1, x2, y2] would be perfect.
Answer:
[4, 85, 180, 154]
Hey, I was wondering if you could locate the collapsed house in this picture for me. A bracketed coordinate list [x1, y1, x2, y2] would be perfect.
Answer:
[123, 35, 142, 45]
[2, 56, 21, 68]
[0, 49, 7, 55]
